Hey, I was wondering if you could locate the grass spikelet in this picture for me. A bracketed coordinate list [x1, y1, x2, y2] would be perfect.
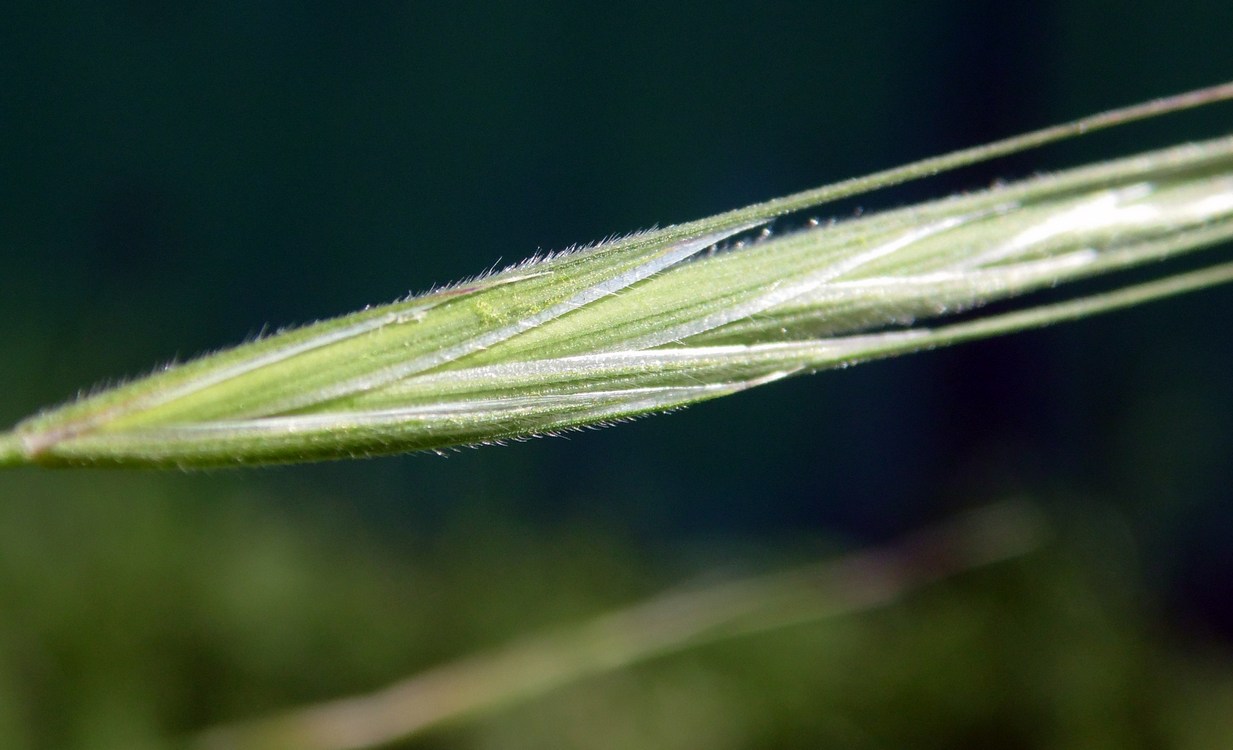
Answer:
[3, 84, 1233, 468]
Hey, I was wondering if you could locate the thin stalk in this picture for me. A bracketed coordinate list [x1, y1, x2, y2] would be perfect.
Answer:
[192, 501, 1043, 750]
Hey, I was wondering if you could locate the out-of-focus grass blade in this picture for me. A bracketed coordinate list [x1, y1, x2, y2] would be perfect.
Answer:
[2, 84, 1233, 468]
[191, 501, 1044, 750]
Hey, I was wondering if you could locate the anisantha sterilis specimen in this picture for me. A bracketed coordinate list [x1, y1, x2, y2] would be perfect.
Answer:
[3, 83, 1233, 468]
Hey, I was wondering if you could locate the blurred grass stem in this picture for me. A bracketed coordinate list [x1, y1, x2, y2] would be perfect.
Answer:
[192, 502, 1044, 750]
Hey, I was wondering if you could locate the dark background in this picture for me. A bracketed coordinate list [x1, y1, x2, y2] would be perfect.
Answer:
[2, 3, 1232, 748]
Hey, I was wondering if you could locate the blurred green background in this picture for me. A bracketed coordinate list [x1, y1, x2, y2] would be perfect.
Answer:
[2, 2, 1233, 748]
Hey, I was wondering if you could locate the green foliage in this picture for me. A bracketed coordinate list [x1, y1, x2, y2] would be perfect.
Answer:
[0, 484, 1230, 749]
